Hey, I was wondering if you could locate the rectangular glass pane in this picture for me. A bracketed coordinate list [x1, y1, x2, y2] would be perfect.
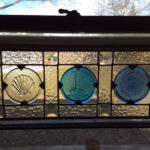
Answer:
[5, 106, 44, 118]
[99, 66, 111, 103]
[114, 52, 150, 64]
[60, 105, 97, 117]
[112, 105, 149, 117]
[2, 51, 42, 64]
[59, 52, 98, 64]
[45, 66, 57, 104]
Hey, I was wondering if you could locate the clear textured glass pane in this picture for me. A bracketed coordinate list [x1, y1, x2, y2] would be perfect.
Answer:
[59, 52, 98, 64]
[59, 65, 98, 104]
[100, 52, 112, 65]
[114, 52, 150, 64]
[98, 104, 111, 117]
[3, 65, 44, 105]
[60, 105, 96, 117]
[5, 106, 44, 118]
[44, 52, 58, 65]
[99, 66, 111, 103]
[45, 105, 58, 117]
[2, 51, 42, 64]
[0, 106, 4, 118]
[112, 105, 149, 117]
[45, 66, 57, 104]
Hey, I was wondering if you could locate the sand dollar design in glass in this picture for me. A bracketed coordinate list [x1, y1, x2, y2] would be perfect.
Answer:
[114, 67, 149, 103]
[4, 68, 42, 104]
[60, 67, 97, 104]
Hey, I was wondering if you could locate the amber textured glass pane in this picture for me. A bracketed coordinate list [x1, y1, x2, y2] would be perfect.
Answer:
[44, 52, 58, 65]
[5, 106, 44, 118]
[59, 52, 98, 64]
[45, 105, 58, 117]
[60, 105, 96, 117]
[2, 51, 42, 64]
[98, 104, 111, 117]
[100, 52, 112, 65]
[99, 66, 111, 103]
[114, 52, 150, 64]
[112, 105, 149, 117]
[45, 66, 57, 104]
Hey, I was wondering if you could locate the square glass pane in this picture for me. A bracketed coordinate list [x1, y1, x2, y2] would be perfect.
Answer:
[100, 52, 112, 65]
[59, 52, 98, 64]
[99, 66, 111, 103]
[112, 105, 149, 117]
[98, 104, 111, 117]
[44, 52, 58, 65]
[45, 66, 57, 104]
[60, 105, 97, 117]
[45, 105, 58, 117]
[59, 65, 98, 104]
[114, 52, 150, 64]
[112, 65, 150, 104]
[2, 51, 43, 64]
[3, 65, 44, 105]
[5, 106, 44, 118]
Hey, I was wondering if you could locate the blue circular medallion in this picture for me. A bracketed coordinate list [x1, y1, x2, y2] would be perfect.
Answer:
[114, 67, 149, 103]
[60, 67, 97, 104]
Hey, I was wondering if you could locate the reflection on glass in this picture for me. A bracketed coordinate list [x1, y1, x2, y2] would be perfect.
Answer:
[100, 52, 112, 65]
[59, 52, 98, 64]
[2, 51, 42, 64]
[44, 52, 58, 65]
[112, 105, 149, 117]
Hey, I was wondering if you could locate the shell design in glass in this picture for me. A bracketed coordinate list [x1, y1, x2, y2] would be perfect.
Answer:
[4, 68, 42, 104]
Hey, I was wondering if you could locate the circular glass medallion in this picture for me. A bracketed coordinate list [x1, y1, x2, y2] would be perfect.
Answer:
[114, 67, 149, 103]
[60, 67, 97, 104]
[4, 68, 42, 104]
